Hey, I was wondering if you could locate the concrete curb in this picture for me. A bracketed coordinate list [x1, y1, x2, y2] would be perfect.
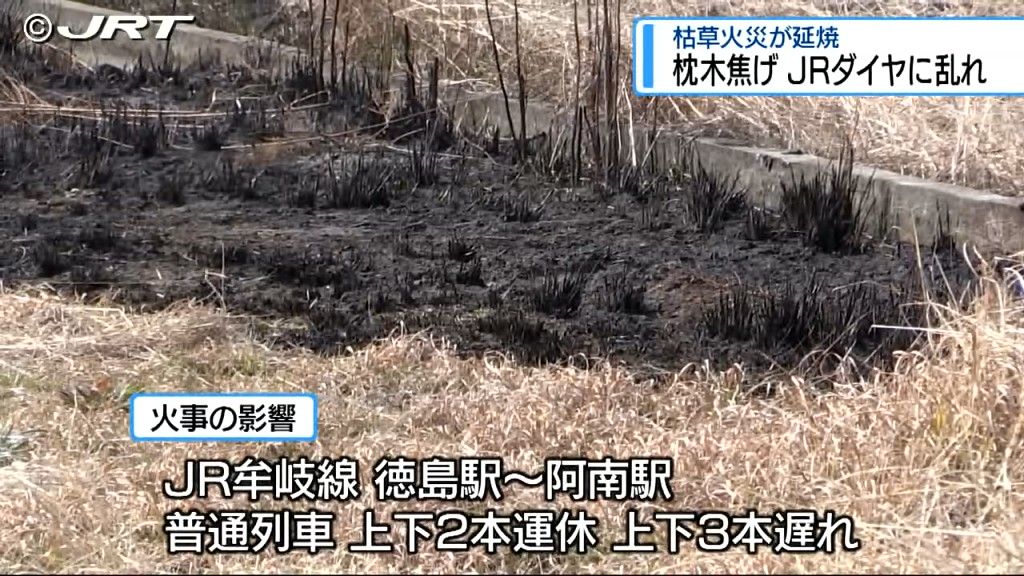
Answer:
[6, 0, 1024, 255]
[4, 0, 299, 68]
[690, 138, 1024, 255]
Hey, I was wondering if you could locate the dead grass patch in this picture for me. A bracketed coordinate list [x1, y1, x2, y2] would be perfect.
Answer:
[1, 277, 1024, 572]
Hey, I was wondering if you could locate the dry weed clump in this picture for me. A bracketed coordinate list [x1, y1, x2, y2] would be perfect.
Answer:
[0, 274, 1023, 572]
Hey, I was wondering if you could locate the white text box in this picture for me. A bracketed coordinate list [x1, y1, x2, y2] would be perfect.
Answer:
[129, 392, 318, 442]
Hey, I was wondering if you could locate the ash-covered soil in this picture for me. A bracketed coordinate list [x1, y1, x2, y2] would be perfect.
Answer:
[0, 39, 975, 377]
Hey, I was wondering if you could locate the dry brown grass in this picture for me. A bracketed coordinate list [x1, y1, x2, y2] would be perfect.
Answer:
[384, 0, 1024, 195]
[1, 274, 1024, 572]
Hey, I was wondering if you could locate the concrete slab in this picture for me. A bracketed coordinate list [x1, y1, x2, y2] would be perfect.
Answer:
[5, 0, 1023, 255]
[687, 138, 1024, 255]
[3, 0, 298, 68]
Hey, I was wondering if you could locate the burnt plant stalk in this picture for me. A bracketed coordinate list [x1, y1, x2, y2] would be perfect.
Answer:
[484, 0, 518, 156]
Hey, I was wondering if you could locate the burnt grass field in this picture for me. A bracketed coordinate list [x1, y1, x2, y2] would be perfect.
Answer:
[0, 22, 977, 381]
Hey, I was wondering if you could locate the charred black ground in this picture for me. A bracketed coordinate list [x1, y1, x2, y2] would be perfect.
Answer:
[0, 16, 980, 379]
